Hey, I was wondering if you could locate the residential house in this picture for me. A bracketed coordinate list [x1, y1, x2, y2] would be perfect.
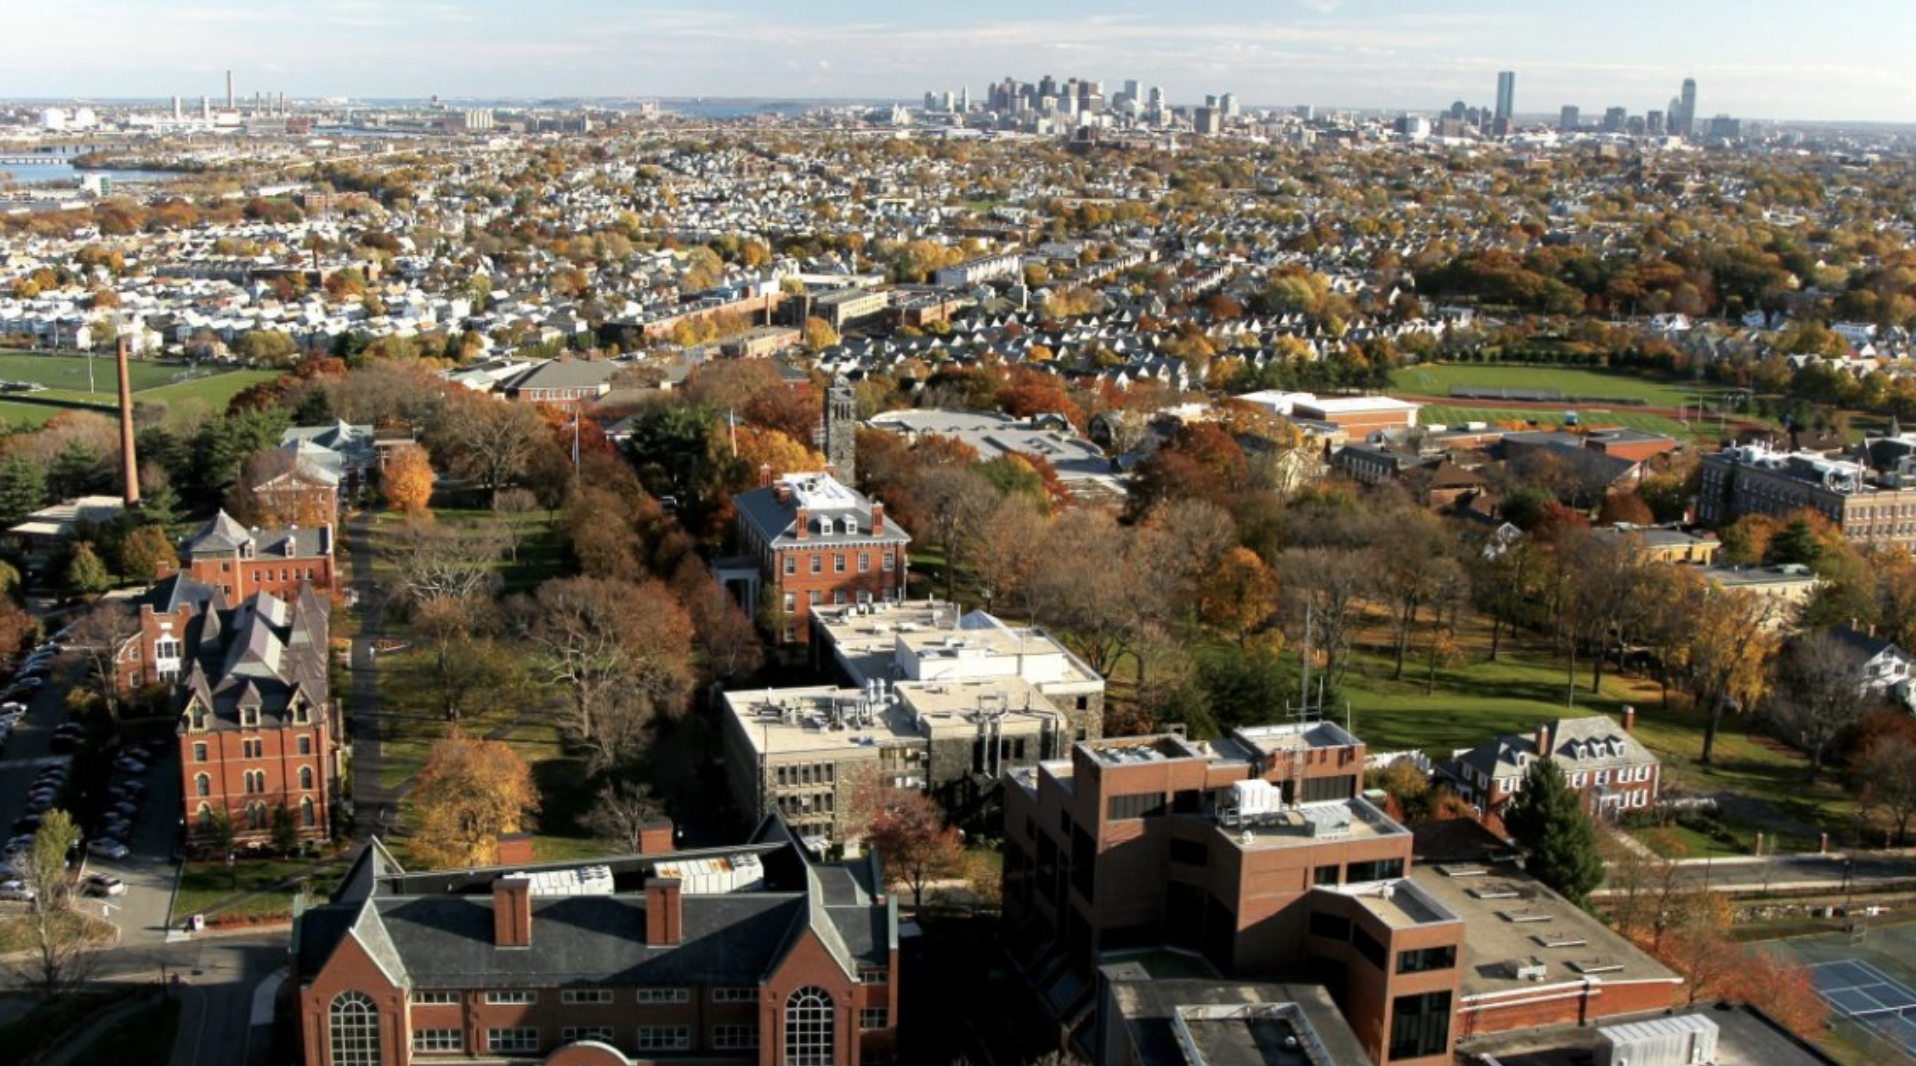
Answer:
[1442, 712, 1660, 821]
[291, 821, 900, 1066]
[1828, 627, 1916, 704]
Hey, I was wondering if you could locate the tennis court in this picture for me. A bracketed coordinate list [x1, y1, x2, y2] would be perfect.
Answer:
[1809, 958, 1916, 1060]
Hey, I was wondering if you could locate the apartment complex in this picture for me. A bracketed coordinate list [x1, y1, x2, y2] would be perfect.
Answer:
[1443, 713, 1661, 821]
[1698, 442, 1916, 549]
[293, 823, 900, 1066]
[731, 473, 911, 643]
[175, 585, 339, 847]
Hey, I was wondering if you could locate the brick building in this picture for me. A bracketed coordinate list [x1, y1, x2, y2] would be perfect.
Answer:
[176, 585, 339, 847]
[1698, 442, 1916, 549]
[730, 473, 910, 644]
[115, 572, 221, 693]
[165, 510, 337, 601]
[292, 821, 900, 1066]
[1441, 712, 1661, 821]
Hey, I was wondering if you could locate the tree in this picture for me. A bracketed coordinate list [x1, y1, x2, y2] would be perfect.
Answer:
[864, 788, 965, 909]
[408, 732, 540, 869]
[16, 809, 89, 999]
[1856, 730, 1916, 845]
[581, 778, 663, 853]
[65, 541, 112, 596]
[116, 524, 178, 583]
[516, 576, 695, 772]
[913, 466, 998, 603]
[384, 443, 435, 517]
[1503, 757, 1604, 905]
[1686, 585, 1778, 765]
[0, 601, 35, 663]
[1768, 630, 1873, 782]
[802, 316, 839, 351]
[66, 601, 137, 719]
[271, 804, 300, 854]
[1197, 547, 1280, 649]
[433, 398, 554, 506]
[389, 520, 508, 609]
[0, 453, 49, 529]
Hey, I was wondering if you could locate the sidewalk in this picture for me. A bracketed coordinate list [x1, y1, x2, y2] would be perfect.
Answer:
[36, 990, 166, 1066]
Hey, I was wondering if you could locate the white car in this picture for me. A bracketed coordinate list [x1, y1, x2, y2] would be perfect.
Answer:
[87, 839, 129, 860]
[0, 702, 24, 720]
[0, 880, 34, 902]
[82, 874, 125, 897]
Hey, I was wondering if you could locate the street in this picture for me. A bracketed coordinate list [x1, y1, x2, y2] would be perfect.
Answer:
[1595, 850, 1916, 896]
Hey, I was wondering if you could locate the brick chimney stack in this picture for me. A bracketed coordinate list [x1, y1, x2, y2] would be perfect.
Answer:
[645, 878, 683, 947]
[794, 507, 809, 540]
[493, 875, 533, 948]
[870, 499, 885, 533]
[1534, 722, 1553, 758]
[1622, 706, 1636, 734]
[759, 462, 774, 488]
[116, 334, 139, 506]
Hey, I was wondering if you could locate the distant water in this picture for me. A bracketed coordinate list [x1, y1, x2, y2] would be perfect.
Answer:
[0, 163, 178, 187]
[660, 99, 827, 119]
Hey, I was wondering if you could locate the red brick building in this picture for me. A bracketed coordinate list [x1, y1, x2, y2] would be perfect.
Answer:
[1441, 712, 1662, 821]
[164, 510, 337, 601]
[176, 585, 338, 847]
[115, 572, 222, 693]
[292, 821, 900, 1066]
[730, 473, 910, 644]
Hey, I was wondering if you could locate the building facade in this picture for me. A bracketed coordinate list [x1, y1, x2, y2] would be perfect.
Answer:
[1442, 712, 1661, 820]
[175, 585, 339, 847]
[293, 824, 900, 1066]
[731, 473, 911, 644]
[1698, 443, 1916, 550]
[167, 510, 337, 601]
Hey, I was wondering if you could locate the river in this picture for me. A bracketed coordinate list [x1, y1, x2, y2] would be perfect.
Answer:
[0, 163, 181, 187]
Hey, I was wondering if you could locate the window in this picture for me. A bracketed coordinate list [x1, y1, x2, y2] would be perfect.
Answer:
[1345, 858, 1405, 883]
[783, 592, 796, 613]
[1398, 946, 1457, 974]
[300, 766, 315, 790]
[783, 554, 796, 576]
[713, 986, 759, 1002]
[561, 1027, 614, 1043]
[810, 555, 822, 574]
[196, 803, 213, 831]
[1388, 991, 1452, 1061]
[243, 739, 264, 759]
[1314, 864, 1341, 886]
[412, 1029, 462, 1053]
[784, 987, 834, 1066]
[634, 987, 689, 1004]
[635, 1026, 690, 1051]
[248, 802, 268, 831]
[195, 773, 211, 798]
[411, 990, 459, 1004]
[1106, 792, 1166, 821]
[156, 637, 181, 660]
[328, 991, 380, 1066]
[1353, 926, 1388, 971]
[858, 552, 870, 573]
[193, 743, 208, 763]
[298, 736, 312, 756]
[858, 968, 888, 986]
[487, 1029, 540, 1054]
[860, 1007, 889, 1030]
[301, 797, 316, 827]
[562, 989, 613, 1005]
[834, 553, 846, 573]
[808, 590, 821, 607]
[484, 990, 537, 1005]
[882, 551, 894, 572]
[713, 1024, 759, 1050]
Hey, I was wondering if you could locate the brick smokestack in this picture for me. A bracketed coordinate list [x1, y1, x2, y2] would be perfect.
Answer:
[1622, 705, 1636, 734]
[1534, 722, 1553, 758]
[116, 334, 139, 506]
[493, 875, 533, 948]
[645, 878, 682, 946]
[869, 499, 885, 533]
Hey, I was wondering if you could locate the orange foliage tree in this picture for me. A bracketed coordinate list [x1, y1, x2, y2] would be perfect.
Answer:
[408, 731, 540, 869]
[385, 444, 436, 517]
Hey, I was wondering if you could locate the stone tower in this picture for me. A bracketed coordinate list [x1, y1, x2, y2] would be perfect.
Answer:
[823, 375, 858, 486]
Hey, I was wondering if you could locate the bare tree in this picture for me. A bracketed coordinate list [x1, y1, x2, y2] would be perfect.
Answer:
[66, 602, 138, 719]
[1769, 630, 1874, 782]
[491, 486, 542, 562]
[433, 399, 555, 506]
[913, 466, 999, 603]
[1857, 731, 1916, 845]
[581, 779, 664, 853]
[1278, 546, 1374, 689]
[389, 519, 510, 608]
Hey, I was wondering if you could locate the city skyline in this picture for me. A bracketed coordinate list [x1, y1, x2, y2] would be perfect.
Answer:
[5, 0, 1916, 124]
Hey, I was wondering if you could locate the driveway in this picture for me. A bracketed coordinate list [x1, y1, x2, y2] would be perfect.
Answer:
[78, 747, 182, 945]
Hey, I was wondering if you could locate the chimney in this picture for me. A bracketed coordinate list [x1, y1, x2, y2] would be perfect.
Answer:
[795, 507, 809, 540]
[638, 817, 675, 854]
[116, 334, 140, 506]
[759, 462, 774, 488]
[1622, 705, 1636, 735]
[1534, 722, 1553, 757]
[492, 875, 533, 948]
[226, 69, 235, 111]
[870, 499, 885, 533]
[645, 878, 683, 947]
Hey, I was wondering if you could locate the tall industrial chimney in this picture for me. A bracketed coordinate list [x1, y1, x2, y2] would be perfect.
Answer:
[116, 334, 139, 506]
[226, 70, 235, 111]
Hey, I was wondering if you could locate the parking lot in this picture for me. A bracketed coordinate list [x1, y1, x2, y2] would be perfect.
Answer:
[0, 633, 180, 946]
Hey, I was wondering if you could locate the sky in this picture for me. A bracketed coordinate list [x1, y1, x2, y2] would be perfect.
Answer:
[3, 0, 1914, 123]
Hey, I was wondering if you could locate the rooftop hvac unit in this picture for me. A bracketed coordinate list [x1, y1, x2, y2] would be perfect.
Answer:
[1506, 959, 1547, 981]
[1596, 1015, 1719, 1066]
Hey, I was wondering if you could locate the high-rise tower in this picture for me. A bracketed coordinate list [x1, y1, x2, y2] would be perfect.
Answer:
[1494, 71, 1516, 123]
[823, 374, 857, 486]
[1678, 77, 1698, 137]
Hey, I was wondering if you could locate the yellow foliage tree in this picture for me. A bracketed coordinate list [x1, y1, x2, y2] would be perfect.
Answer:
[408, 732, 540, 870]
[1197, 547, 1281, 649]
[730, 426, 825, 482]
[385, 444, 436, 518]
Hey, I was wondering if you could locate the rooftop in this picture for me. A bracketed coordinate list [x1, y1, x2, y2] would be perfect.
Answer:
[1457, 1005, 1841, 1066]
[1326, 877, 1461, 930]
[1218, 797, 1407, 853]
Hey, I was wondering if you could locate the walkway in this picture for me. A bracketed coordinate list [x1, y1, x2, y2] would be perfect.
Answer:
[345, 509, 390, 833]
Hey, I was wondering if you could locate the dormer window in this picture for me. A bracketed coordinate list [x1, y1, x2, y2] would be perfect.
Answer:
[293, 701, 309, 724]
[241, 706, 260, 728]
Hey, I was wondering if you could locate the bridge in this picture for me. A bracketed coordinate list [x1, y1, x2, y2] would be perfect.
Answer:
[0, 156, 71, 166]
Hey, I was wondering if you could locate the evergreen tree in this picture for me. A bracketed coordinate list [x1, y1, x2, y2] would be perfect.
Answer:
[48, 439, 106, 500]
[1503, 755, 1605, 905]
[136, 480, 185, 538]
[0, 453, 48, 528]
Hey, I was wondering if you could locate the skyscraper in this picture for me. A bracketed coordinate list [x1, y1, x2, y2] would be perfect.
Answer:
[1558, 105, 1580, 133]
[1494, 71, 1516, 122]
[1678, 77, 1697, 137]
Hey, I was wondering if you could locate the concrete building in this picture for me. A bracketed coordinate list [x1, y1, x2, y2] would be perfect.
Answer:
[1699, 564, 1819, 628]
[291, 823, 900, 1066]
[811, 288, 891, 331]
[729, 473, 911, 644]
[1698, 443, 1916, 550]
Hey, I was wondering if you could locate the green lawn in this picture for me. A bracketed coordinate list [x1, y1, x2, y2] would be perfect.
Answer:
[1414, 404, 1705, 440]
[0, 400, 65, 428]
[170, 857, 339, 923]
[0, 351, 182, 392]
[135, 368, 280, 407]
[67, 1000, 182, 1066]
[1391, 363, 1717, 407]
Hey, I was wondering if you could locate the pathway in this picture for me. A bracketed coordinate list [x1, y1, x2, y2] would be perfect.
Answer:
[346, 509, 391, 834]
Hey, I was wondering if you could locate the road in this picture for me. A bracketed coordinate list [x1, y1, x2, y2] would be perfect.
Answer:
[83, 932, 287, 1066]
[1595, 851, 1916, 897]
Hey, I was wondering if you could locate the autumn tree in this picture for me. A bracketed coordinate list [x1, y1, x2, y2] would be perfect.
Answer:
[913, 465, 999, 603]
[1855, 729, 1916, 845]
[1768, 629, 1874, 782]
[1198, 547, 1280, 648]
[515, 576, 695, 771]
[1685, 584, 1778, 765]
[1503, 757, 1604, 906]
[863, 787, 965, 910]
[384, 443, 435, 517]
[408, 732, 540, 869]
[116, 524, 178, 584]
[432, 398, 556, 506]
[65, 541, 111, 596]
[66, 601, 137, 718]
[0, 601, 36, 663]
[802, 316, 839, 351]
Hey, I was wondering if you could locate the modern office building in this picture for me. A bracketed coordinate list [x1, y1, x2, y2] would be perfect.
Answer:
[292, 824, 901, 1066]
[1558, 105, 1580, 133]
[1494, 71, 1515, 123]
[1697, 442, 1916, 550]
[1677, 77, 1698, 136]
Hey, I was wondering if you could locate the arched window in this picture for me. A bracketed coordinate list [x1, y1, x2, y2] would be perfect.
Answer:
[783, 986, 833, 1066]
[329, 991, 380, 1066]
[196, 803, 213, 831]
[300, 766, 314, 790]
[301, 797, 316, 828]
[195, 773, 210, 798]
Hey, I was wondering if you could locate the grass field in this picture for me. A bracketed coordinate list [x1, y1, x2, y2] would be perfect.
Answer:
[1391, 363, 1723, 407]
[1414, 403, 1708, 440]
[0, 400, 64, 428]
[0, 352, 277, 418]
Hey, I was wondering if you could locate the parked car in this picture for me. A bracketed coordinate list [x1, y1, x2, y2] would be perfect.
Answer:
[0, 701, 24, 720]
[87, 839, 128, 860]
[81, 874, 125, 897]
[0, 880, 34, 902]
[112, 756, 146, 774]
